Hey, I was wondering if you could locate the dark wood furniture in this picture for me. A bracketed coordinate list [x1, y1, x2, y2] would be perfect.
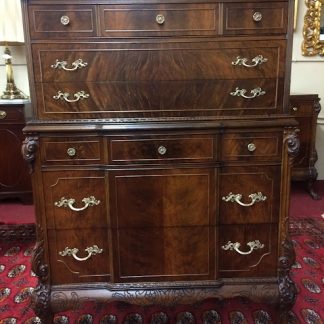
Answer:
[0, 100, 32, 203]
[289, 94, 321, 199]
[21, 0, 298, 322]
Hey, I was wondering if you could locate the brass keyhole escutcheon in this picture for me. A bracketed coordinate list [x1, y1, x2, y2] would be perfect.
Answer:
[252, 11, 262, 22]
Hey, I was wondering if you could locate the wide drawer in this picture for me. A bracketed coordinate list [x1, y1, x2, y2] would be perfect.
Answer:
[99, 4, 218, 37]
[221, 131, 282, 162]
[40, 136, 104, 165]
[219, 166, 281, 224]
[109, 135, 215, 164]
[48, 228, 110, 285]
[32, 41, 286, 82]
[35, 79, 284, 120]
[223, 2, 288, 35]
[219, 224, 278, 277]
[42, 170, 108, 229]
[28, 5, 97, 39]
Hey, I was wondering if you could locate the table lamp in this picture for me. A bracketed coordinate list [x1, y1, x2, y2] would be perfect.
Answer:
[0, 0, 28, 99]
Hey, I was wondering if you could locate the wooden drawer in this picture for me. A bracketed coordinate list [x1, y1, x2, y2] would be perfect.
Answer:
[42, 170, 108, 229]
[221, 131, 282, 162]
[28, 5, 97, 39]
[223, 2, 288, 35]
[40, 137, 104, 165]
[219, 224, 278, 277]
[219, 166, 281, 224]
[48, 228, 110, 285]
[32, 40, 286, 82]
[99, 4, 218, 37]
[35, 79, 284, 120]
[0, 105, 25, 124]
[112, 226, 215, 282]
[109, 135, 215, 164]
[289, 98, 317, 117]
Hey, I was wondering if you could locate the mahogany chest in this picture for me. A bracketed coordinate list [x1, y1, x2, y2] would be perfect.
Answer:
[21, 0, 298, 322]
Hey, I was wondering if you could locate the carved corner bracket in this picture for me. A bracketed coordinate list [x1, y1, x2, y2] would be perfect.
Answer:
[21, 136, 39, 174]
[302, 0, 324, 56]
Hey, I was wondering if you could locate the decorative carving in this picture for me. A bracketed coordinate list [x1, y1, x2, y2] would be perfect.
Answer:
[31, 225, 53, 322]
[124, 313, 143, 324]
[278, 239, 297, 321]
[176, 311, 195, 324]
[284, 128, 300, 157]
[150, 312, 168, 324]
[302, 0, 324, 56]
[21, 136, 38, 174]
[0, 224, 36, 241]
[100, 315, 118, 324]
[202, 310, 221, 324]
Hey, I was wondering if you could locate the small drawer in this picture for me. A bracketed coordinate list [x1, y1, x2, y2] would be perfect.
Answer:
[28, 5, 97, 39]
[42, 170, 107, 229]
[219, 224, 278, 278]
[48, 228, 110, 285]
[221, 131, 282, 162]
[99, 4, 218, 37]
[223, 2, 288, 35]
[109, 135, 215, 163]
[0, 105, 25, 124]
[40, 137, 104, 165]
[289, 101, 315, 117]
[219, 166, 281, 224]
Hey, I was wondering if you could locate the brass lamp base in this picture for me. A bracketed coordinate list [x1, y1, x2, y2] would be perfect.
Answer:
[1, 46, 28, 100]
[1, 82, 28, 100]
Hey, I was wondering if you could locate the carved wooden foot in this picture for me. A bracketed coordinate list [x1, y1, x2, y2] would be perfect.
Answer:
[32, 283, 54, 324]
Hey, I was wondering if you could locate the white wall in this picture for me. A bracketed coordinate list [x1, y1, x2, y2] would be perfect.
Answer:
[1, 1, 324, 177]
[290, 1, 324, 179]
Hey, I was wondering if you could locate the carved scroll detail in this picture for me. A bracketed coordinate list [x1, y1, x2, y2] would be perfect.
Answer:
[21, 136, 39, 174]
[284, 128, 300, 157]
[278, 239, 297, 322]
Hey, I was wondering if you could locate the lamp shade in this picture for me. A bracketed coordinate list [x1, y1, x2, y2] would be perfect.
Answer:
[0, 0, 24, 44]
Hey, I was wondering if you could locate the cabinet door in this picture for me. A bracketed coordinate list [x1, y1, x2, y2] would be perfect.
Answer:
[109, 167, 216, 282]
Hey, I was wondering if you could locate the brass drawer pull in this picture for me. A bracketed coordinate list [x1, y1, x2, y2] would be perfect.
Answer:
[230, 87, 266, 99]
[51, 59, 88, 71]
[156, 14, 165, 25]
[59, 245, 103, 261]
[54, 196, 100, 212]
[221, 240, 265, 255]
[53, 90, 90, 103]
[232, 55, 268, 67]
[157, 145, 167, 155]
[252, 11, 263, 22]
[247, 143, 256, 152]
[0, 111, 7, 119]
[222, 192, 267, 207]
[292, 107, 298, 112]
[67, 147, 76, 157]
[60, 15, 70, 26]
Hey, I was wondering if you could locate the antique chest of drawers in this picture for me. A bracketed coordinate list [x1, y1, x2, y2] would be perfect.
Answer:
[21, 0, 298, 322]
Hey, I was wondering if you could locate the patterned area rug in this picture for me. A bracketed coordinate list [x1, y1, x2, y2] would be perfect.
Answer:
[0, 215, 323, 323]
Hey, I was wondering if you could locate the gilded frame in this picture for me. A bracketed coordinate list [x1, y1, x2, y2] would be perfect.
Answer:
[302, 0, 324, 55]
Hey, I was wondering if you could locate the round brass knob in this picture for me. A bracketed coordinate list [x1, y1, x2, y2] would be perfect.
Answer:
[67, 147, 76, 157]
[0, 110, 7, 119]
[156, 14, 165, 25]
[252, 12, 263, 22]
[292, 107, 298, 112]
[157, 145, 167, 155]
[60, 15, 70, 26]
[247, 143, 256, 152]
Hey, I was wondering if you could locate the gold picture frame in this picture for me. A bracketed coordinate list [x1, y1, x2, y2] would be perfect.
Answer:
[302, 0, 324, 55]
